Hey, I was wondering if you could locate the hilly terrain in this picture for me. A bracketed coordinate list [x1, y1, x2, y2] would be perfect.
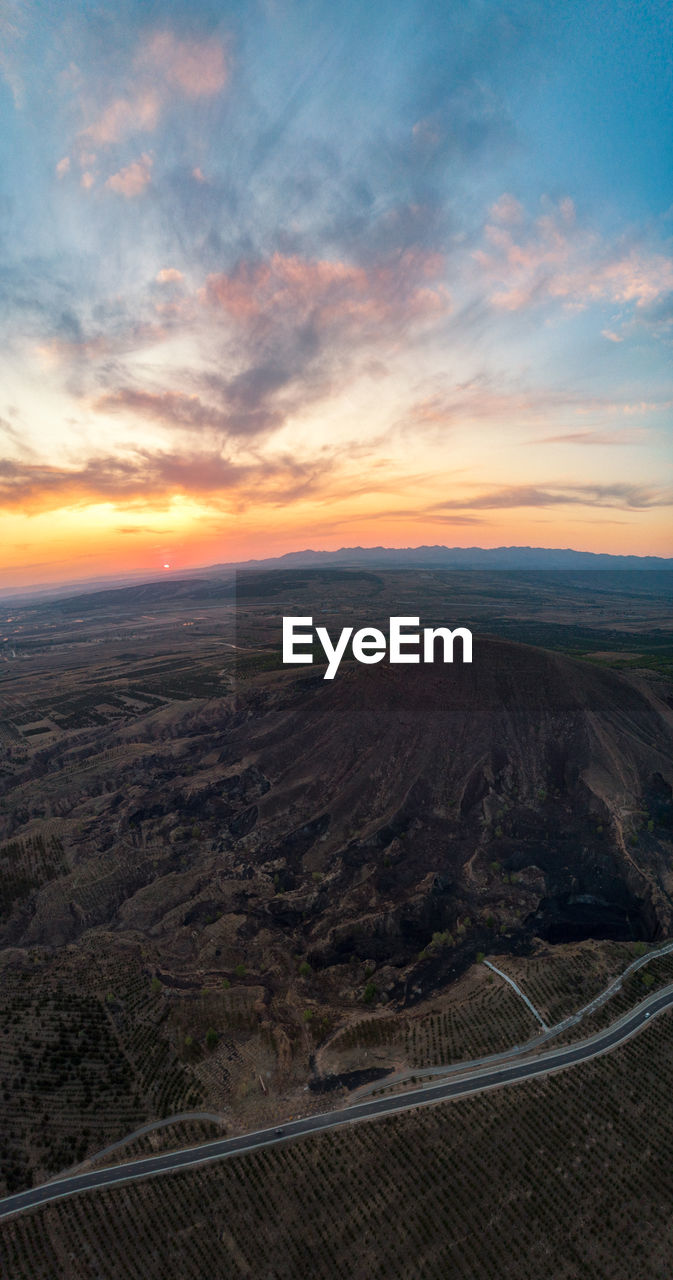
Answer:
[0, 569, 672, 1196]
[221, 640, 673, 971]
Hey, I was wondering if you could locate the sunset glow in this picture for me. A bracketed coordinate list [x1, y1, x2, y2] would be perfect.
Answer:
[1, 2, 672, 588]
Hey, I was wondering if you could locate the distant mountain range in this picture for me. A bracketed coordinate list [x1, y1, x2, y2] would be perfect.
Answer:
[2, 544, 672, 606]
[216, 544, 673, 572]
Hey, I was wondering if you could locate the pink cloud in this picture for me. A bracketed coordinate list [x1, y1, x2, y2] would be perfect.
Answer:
[156, 267, 184, 283]
[401, 381, 586, 435]
[488, 193, 524, 225]
[536, 430, 649, 445]
[475, 197, 673, 314]
[202, 250, 449, 333]
[82, 90, 160, 146]
[435, 482, 673, 512]
[105, 153, 153, 197]
[73, 30, 228, 167]
[139, 31, 229, 97]
[400, 380, 671, 443]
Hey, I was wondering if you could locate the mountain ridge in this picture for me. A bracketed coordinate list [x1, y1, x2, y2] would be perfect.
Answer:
[215, 543, 673, 572]
[3, 543, 671, 608]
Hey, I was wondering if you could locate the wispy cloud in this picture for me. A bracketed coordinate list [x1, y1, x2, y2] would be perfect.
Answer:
[57, 27, 230, 194]
[474, 196, 673, 319]
[137, 30, 230, 98]
[202, 249, 449, 334]
[81, 91, 161, 147]
[0, 0, 26, 107]
[95, 386, 282, 440]
[434, 483, 673, 511]
[400, 379, 581, 436]
[0, 447, 337, 514]
[535, 430, 649, 446]
[0, 413, 30, 454]
[1, 2, 671, 578]
[83, 248, 451, 450]
[35, 321, 168, 368]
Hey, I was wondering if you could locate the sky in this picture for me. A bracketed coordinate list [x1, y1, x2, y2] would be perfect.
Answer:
[0, 0, 672, 588]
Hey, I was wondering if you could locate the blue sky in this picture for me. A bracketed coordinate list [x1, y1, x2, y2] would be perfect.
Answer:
[0, 0, 671, 585]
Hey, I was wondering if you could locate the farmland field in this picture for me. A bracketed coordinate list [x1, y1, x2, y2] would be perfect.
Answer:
[3, 1007, 673, 1279]
[1, 567, 672, 1274]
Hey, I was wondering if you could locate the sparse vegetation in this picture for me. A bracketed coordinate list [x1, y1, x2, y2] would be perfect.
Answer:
[5, 1012, 673, 1278]
[1, 568, 672, 1271]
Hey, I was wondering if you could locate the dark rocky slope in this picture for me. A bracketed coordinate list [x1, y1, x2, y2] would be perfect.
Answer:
[3, 638, 673, 1003]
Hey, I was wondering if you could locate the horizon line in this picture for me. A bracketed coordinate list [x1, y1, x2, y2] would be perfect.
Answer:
[2, 541, 673, 604]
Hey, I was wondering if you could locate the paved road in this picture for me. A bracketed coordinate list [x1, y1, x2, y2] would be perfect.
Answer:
[2, 983, 672, 1223]
[355, 938, 673, 1097]
[57, 1112, 229, 1180]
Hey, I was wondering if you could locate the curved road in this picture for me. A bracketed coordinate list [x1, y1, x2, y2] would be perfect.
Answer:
[2, 983, 672, 1223]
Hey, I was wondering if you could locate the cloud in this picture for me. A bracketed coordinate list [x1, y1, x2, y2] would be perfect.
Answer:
[35, 319, 167, 368]
[95, 386, 282, 440]
[82, 91, 161, 147]
[488, 193, 525, 225]
[97, 249, 448, 452]
[535, 430, 648, 446]
[399, 379, 673, 445]
[96, 349, 331, 442]
[115, 524, 173, 535]
[156, 267, 183, 283]
[0, 0, 25, 107]
[104, 152, 153, 197]
[58, 28, 230, 190]
[139, 31, 229, 98]
[332, 506, 483, 527]
[202, 249, 449, 334]
[0, 447, 336, 514]
[474, 197, 673, 316]
[620, 399, 673, 415]
[96, 388, 226, 429]
[399, 377, 595, 438]
[434, 483, 673, 512]
[0, 414, 29, 454]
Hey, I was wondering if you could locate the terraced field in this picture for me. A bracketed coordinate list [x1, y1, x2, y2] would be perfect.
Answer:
[320, 940, 642, 1077]
[4, 1009, 673, 1279]
[323, 972, 538, 1071]
[0, 951, 204, 1197]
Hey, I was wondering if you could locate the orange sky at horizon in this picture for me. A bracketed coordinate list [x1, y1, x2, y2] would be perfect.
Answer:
[1, 493, 671, 592]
